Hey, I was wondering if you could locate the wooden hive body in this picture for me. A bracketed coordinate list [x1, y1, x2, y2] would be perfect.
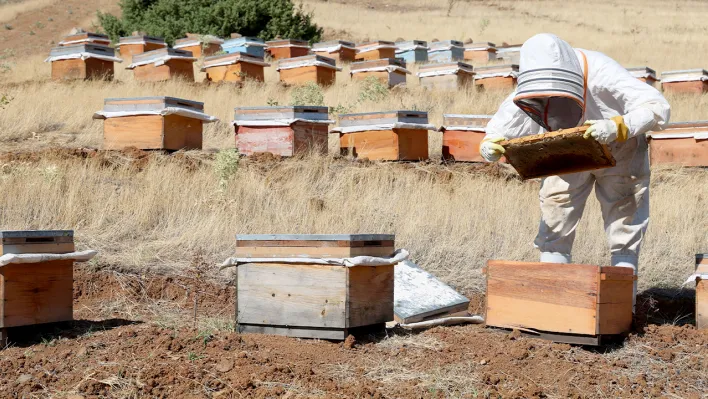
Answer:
[496, 45, 522, 64]
[0, 231, 75, 331]
[174, 36, 223, 58]
[355, 41, 396, 61]
[58, 32, 111, 46]
[312, 41, 357, 63]
[49, 44, 117, 81]
[266, 39, 311, 60]
[485, 260, 635, 345]
[648, 121, 708, 166]
[221, 37, 266, 58]
[118, 35, 167, 64]
[500, 126, 616, 179]
[696, 255, 708, 329]
[626, 67, 658, 87]
[234, 106, 331, 157]
[350, 58, 408, 88]
[100, 97, 206, 151]
[236, 234, 395, 340]
[661, 69, 708, 94]
[418, 62, 475, 90]
[337, 111, 429, 161]
[202, 52, 269, 83]
[130, 48, 195, 82]
[428, 40, 465, 63]
[441, 114, 493, 162]
[474, 64, 518, 90]
[395, 40, 428, 63]
[278, 55, 338, 86]
[463, 42, 497, 63]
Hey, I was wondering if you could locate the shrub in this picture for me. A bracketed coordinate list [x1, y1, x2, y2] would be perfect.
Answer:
[214, 148, 240, 188]
[289, 82, 324, 106]
[358, 76, 389, 103]
[98, 0, 323, 45]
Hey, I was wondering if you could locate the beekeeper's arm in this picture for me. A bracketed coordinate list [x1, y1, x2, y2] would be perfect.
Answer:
[480, 93, 544, 162]
[584, 54, 671, 144]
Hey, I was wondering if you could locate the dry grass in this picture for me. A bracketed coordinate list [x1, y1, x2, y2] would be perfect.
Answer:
[0, 0, 57, 23]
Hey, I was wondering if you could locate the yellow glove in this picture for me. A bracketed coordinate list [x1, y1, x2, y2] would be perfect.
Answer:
[479, 136, 506, 162]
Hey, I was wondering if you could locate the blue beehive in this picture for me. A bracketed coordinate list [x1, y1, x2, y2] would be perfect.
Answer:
[428, 40, 464, 63]
[221, 37, 267, 58]
[395, 40, 428, 64]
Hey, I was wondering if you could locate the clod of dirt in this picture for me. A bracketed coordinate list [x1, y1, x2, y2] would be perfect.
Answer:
[215, 359, 234, 373]
[508, 329, 521, 340]
[344, 334, 356, 349]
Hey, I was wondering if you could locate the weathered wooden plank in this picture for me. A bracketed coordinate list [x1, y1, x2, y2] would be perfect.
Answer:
[238, 324, 347, 340]
[1, 242, 75, 255]
[442, 129, 486, 162]
[347, 265, 394, 327]
[486, 294, 598, 335]
[235, 240, 395, 248]
[596, 302, 633, 335]
[234, 246, 395, 258]
[163, 114, 203, 150]
[103, 115, 164, 150]
[649, 137, 708, 167]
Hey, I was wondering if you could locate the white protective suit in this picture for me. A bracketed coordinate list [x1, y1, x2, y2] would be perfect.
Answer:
[485, 34, 670, 282]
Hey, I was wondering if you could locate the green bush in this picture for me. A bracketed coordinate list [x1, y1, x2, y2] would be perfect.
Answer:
[98, 0, 323, 45]
[289, 82, 324, 106]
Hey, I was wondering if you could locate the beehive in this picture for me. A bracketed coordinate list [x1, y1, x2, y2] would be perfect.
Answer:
[661, 69, 708, 94]
[485, 260, 635, 345]
[428, 40, 465, 63]
[440, 114, 493, 162]
[695, 255, 708, 329]
[474, 64, 519, 90]
[627, 67, 658, 86]
[58, 32, 111, 46]
[117, 35, 167, 64]
[350, 58, 410, 88]
[496, 44, 522, 64]
[312, 40, 357, 63]
[266, 39, 311, 60]
[355, 41, 396, 61]
[395, 40, 429, 64]
[173, 35, 224, 58]
[464, 42, 497, 63]
[234, 106, 332, 157]
[93, 97, 218, 151]
[127, 48, 196, 82]
[221, 37, 267, 58]
[0, 231, 75, 341]
[417, 62, 475, 90]
[647, 121, 708, 166]
[277, 55, 340, 86]
[46, 44, 121, 81]
[236, 234, 396, 340]
[202, 52, 270, 83]
[334, 111, 432, 161]
[500, 126, 616, 179]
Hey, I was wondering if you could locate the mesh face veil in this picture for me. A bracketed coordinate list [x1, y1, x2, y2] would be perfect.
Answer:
[515, 96, 584, 131]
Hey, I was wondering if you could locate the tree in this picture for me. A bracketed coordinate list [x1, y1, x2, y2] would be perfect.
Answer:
[98, 0, 322, 45]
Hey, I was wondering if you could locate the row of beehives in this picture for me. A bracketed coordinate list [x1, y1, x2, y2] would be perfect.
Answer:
[92, 98, 708, 166]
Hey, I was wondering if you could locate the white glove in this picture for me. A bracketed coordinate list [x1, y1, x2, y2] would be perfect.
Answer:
[583, 117, 629, 144]
[479, 137, 505, 162]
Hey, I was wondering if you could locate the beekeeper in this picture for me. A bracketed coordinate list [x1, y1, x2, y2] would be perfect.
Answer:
[480, 33, 670, 302]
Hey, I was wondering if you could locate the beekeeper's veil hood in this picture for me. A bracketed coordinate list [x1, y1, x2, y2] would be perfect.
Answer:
[513, 33, 587, 132]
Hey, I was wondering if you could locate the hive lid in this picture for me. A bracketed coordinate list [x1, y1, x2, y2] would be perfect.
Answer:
[102, 97, 204, 113]
[356, 41, 396, 51]
[496, 44, 522, 51]
[339, 110, 428, 127]
[647, 120, 708, 139]
[49, 43, 116, 58]
[222, 37, 267, 47]
[475, 64, 519, 78]
[418, 61, 473, 72]
[59, 32, 110, 45]
[395, 40, 428, 49]
[442, 114, 493, 128]
[131, 48, 194, 64]
[174, 35, 224, 47]
[313, 40, 356, 49]
[660, 69, 708, 82]
[277, 54, 336, 69]
[464, 42, 496, 50]
[350, 57, 406, 71]
[429, 40, 464, 50]
[234, 106, 330, 121]
[202, 52, 269, 68]
[0, 230, 74, 239]
[118, 35, 166, 45]
[236, 234, 395, 242]
[627, 66, 657, 79]
[266, 39, 310, 47]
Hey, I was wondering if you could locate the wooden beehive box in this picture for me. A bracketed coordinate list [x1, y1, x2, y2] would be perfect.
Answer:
[464, 42, 497, 63]
[58, 32, 111, 46]
[128, 48, 196, 82]
[236, 234, 396, 340]
[350, 58, 410, 88]
[428, 40, 465, 63]
[312, 40, 357, 63]
[417, 62, 475, 90]
[221, 37, 267, 58]
[234, 106, 332, 157]
[335, 111, 430, 161]
[661, 69, 708, 94]
[174, 35, 224, 58]
[355, 41, 396, 61]
[496, 44, 522, 64]
[118, 35, 167, 64]
[94, 96, 215, 151]
[0, 230, 75, 335]
[266, 39, 311, 60]
[277, 55, 339, 86]
[485, 260, 635, 345]
[627, 66, 658, 86]
[474, 64, 519, 90]
[647, 121, 708, 166]
[47, 44, 120, 81]
[441, 114, 493, 162]
[202, 52, 270, 83]
[395, 40, 428, 64]
[500, 126, 616, 179]
[695, 255, 708, 329]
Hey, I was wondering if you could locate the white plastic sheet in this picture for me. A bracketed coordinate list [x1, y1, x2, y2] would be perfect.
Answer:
[220, 248, 409, 269]
[350, 66, 411, 75]
[683, 272, 708, 285]
[476, 71, 519, 79]
[661, 74, 708, 83]
[233, 119, 334, 127]
[276, 60, 342, 71]
[44, 53, 123, 63]
[0, 250, 97, 267]
[648, 132, 708, 140]
[331, 123, 437, 134]
[417, 67, 474, 78]
[357, 44, 396, 53]
[395, 45, 429, 53]
[127, 55, 197, 69]
[93, 107, 219, 123]
[313, 45, 355, 53]
[201, 58, 270, 71]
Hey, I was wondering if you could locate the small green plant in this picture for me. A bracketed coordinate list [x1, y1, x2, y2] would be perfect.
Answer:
[289, 81, 324, 106]
[3, 24, 12, 30]
[479, 17, 490, 36]
[41, 336, 57, 347]
[0, 94, 11, 108]
[358, 76, 389, 103]
[187, 352, 204, 362]
[266, 98, 279, 106]
[47, 17, 53, 22]
[214, 148, 239, 188]
[28, 30, 36, 36]
[330, 103, 352, 117]
[35, 22, 44, 29]
[196, 330, 214, 346]
[187, 248, 211, 329]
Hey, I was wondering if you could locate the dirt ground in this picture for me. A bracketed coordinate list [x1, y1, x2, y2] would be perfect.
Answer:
[0, 264, 705, 399]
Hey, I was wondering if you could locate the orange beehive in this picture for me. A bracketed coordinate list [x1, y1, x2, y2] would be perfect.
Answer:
[58, 32, 111, 46]
[46, 44, 121, 81]
[350, 58, 410, 88]
[312, 40, 357, 63]
[647, 121, 708, 166]
[463, 42, 497, 63]
[202, 52, 270, 83]
[355, 41, 396, 61]
[266, 39, 311, 60]
[173, 35, 224, 58]
[334, 111, 433, 161]
[441, 114, 493, 162]
[117, 35, 167, 64]
[277, 55, 340, 86]
[661, 69, 708, 94]
[626, 67, 659, 87]
[127, 48, 196, 82]
[417, 62, 475, 90]
[474, 64, 518, 90]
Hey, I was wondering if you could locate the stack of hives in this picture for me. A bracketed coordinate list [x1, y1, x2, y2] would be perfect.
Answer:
[127, 48, 197, 82]
[440, 114, 493, 162]
[202, 52, 270, 83]
[311, 40, 357, 63]
[173, 34, 224, 58]
[46, 43, 122, 81]
[350, 58, 410, 88]
[276, 55, 341, 86]
[417, 62, 475, 90]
